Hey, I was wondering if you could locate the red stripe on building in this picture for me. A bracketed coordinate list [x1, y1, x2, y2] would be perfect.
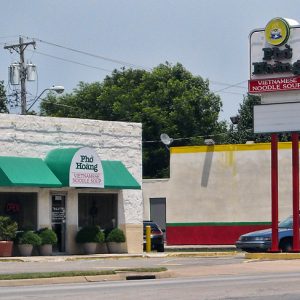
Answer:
[166, 224, 270, 245]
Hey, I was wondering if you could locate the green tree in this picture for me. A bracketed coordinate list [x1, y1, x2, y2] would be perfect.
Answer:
[0, 81, 8, 113]
[41, 63, 226, 178]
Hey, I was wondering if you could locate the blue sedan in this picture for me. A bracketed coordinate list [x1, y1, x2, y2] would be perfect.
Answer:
[236, 216, 295, 252]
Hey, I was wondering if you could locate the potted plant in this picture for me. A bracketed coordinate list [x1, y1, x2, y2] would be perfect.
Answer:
[0, 216, 18, 257]
[106, 228, 126, 253]
[17, 230, 41, 256]
[38, 228, 58, 256]
[75, 225, 105, 254]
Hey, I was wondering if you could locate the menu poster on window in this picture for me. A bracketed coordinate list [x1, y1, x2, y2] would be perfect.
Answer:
[52, 206, 66, 223]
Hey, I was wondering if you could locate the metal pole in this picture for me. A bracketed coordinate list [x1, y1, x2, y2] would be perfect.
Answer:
[146, 225, 151, 252]
[4, 37, 36, 115]
[292, 132, 300, 252]
[271, 133, 279, 252]
[19, 37, 26, 115]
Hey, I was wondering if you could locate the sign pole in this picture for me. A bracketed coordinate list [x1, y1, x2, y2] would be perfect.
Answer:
[271, 133, 279, 252]
[292, 132, 300, 251]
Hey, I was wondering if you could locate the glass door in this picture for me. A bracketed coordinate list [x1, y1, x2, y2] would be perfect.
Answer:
[51, 195, 66, 252]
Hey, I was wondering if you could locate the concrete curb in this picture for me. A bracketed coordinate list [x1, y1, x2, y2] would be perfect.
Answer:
[165, 251, 238, 257]
[0, 251, 238, 262]
[0, 270, 174, 287]
[0, 254, 144, 263]
[245, 252, 300, 260]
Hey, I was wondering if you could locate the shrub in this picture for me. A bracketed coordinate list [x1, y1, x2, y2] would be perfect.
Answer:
[106, 228, 126, 243]
[0, 216, 18, 241]
[18, 231, 41, 246]
[76, 226, 105, 244]
[38, 228, 58, 245]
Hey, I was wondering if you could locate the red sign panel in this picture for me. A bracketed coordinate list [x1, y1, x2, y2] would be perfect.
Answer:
[248, 76, 300, 93]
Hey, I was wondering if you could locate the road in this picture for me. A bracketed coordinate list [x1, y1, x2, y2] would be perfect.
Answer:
[2, 272, 300, 299]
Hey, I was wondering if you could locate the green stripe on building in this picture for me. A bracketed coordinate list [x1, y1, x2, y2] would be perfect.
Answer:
[167, 222, 271, 227]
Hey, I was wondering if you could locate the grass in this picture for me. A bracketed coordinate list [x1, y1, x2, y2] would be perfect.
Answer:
[0, 267, 167, 280]
[0, 270, 115, 280]
[0, 259, 24, 263]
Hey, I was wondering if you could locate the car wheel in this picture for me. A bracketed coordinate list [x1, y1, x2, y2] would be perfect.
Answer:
[279, 238, 293, 252]
[243, 249, 259, 253]
[157, 244, 165, 252]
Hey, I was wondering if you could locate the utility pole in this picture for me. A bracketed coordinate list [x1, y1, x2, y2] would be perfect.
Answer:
[4, 37, 36, 114]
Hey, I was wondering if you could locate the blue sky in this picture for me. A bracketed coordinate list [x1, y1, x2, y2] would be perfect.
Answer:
[1, 0, 300, 121]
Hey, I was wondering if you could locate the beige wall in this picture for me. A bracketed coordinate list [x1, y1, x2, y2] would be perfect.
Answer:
[143, 143, 295, 224]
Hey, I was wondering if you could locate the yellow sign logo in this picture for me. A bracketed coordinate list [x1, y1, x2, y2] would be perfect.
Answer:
[265, 18, 290, 46]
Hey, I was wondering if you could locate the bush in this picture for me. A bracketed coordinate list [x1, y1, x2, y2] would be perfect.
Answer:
[18, 231, 41, 246]
[75, 226, 105, 244]
[0, 216, 18, 241]
[106, 228, 126, 243]
[38, 228, 58, 245]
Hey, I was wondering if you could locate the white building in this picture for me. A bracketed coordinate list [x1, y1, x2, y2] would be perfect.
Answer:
[0, 114, 142, 254]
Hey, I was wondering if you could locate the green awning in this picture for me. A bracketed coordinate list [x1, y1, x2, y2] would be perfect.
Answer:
[102, 161, 141, 189]
[0, 156, 62, 187]
[44, 148, 78, 187]
[45, 148, 141, 190]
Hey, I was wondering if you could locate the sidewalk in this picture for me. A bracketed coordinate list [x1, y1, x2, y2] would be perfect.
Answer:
[0, 250, 237, 263]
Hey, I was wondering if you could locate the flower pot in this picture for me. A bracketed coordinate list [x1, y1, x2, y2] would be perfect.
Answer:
[18, 244, 33, 256]
[0, 241, 13, 257]
[82, 242, 97, 254]
[97, 242, 108, 254]
[107, 242, 126, 253]
[39, 244, 53, 256]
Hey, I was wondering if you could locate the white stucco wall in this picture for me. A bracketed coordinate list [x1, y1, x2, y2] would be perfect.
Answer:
[143, 143, 295, 224]
[0, 114, 143, 225]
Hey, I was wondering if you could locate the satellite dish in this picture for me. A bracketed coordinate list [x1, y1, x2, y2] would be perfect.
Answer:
[160, 133, 173, 146]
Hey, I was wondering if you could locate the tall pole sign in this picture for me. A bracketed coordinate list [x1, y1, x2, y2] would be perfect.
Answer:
[250, 18, 300, 252]
[270, 133, 279, 252]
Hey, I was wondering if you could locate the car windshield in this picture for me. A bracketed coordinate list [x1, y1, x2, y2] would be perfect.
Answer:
[279, 216, 293, 228]
[143, 222, 160, 233]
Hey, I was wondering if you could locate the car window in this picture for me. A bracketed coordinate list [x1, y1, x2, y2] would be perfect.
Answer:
[143, 222, 159, 231]
[279, 216, 293, 228]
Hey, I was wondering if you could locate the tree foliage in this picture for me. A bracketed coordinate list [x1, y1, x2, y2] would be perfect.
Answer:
[41, 63, 226, 178]
[0, 81, 8, 113]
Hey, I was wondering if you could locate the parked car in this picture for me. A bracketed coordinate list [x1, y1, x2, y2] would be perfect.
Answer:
[236, 215, 296, 252]
[143, 221, 164, 252]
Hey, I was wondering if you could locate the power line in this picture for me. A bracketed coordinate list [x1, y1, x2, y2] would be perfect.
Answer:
[38, 98, 75, 110]
[29, 49, 246, 96]
[0, 35, 19, 39]
[212, 80, 248, 93]
[28, 49, 113, 73]
[22, 36, 150, 70]
[143, 128, 253, 144]
[19, 36, 249, 95]
[214, 90, 245, 96]
[32, 49, 247, 93]
[210, 80, 247, 90]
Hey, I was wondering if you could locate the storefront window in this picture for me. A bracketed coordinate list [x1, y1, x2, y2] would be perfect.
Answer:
[0, 192, 37, 230]
[78, 193, 117, 231]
